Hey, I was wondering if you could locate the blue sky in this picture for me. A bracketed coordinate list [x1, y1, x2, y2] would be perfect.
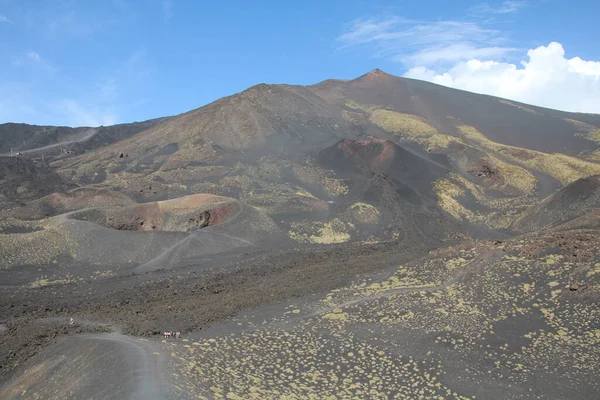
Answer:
[1, 0, 599, 126]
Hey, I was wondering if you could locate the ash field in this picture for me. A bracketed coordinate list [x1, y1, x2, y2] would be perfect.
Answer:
[1, 70, 600, 399]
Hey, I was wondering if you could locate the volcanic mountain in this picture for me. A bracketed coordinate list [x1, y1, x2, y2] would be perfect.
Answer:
[2, 69, 600, 273]
[1, 70, 600, 399]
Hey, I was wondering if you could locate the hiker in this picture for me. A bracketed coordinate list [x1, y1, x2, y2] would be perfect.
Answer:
[69, 317, 74, 325]
[175, 331, 181, 339]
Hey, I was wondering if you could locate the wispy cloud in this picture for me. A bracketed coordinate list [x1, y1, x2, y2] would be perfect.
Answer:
[56, 99, 117, 127]
[403, 43, 517, 65]
[11, 50, 58, 74]
[337, 17, 516, 66]
[97, 78, 118, 99]
[0, 15, 14, 25]
[46, 9, 119, 38]
[2, 47, 153, 126]
[26, 51, 41, 61]
[162, 0, 174, 22]
[469, 1, 527, 14]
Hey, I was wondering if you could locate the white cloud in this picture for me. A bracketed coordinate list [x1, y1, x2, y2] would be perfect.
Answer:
[469, 1, 527, 14]
[336, 17, 515, 66]
[405, 42, 600, 113]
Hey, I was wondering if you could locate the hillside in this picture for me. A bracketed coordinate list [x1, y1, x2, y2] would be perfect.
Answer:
[0, 157, 75, 208]
[1, 69, 599, 275]
[1, 70, 600, 399]
[513, 175, 600, 232]
[0, 117, 168, 161]
[48, 69, 600, 232]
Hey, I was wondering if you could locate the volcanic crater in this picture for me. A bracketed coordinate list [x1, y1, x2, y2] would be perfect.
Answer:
[67, 194, 241, 232]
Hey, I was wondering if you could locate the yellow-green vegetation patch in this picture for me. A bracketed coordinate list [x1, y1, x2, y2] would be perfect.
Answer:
[587, 263, 600, 277]
[164, 234, 600, 399]
[292, 164, 349, 197]
[565, 118, 600, 144]
[584, 148, 600, 161]
[247, 186, 328, 216]
[309, 219, 353, 244]
[348, 202, 380, 224]
[352, 266, 438, 299]
[433, 172, 533, 228]
[370, 109, 459, 151]
[288, 218, 354, 244]
[341, 109, 366, 125]
[322, 308, 350, 322]
[422, 133, 459, 151]
[167, 326, 470, 399]
[0, 225, 73, 268]
[29, 273, 85, 288]
[294, 188, 318, 200]
[457, 125, 600, 184]
[450, 173, 532, 209]
[498, 99, 543, 115]
[151, 165, 226, 183]
[449, 172, 536, 229]
[370, 109, 437, 137]
[481, 156, 537, 195]
[433, 178, 474, 220]
[345, 100, 378, 113]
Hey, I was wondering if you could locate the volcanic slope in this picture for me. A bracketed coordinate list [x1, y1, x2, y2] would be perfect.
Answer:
[513, 175, 600, 232]
[0, 157, 75, 208]
[49, 69, 600, 234]
[2, 69, 600, 283]
[0, 117, 168, 161]
[2, 70, 600, 398]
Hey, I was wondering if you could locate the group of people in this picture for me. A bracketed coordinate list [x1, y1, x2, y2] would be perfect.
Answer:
[163, 331, 181, 339]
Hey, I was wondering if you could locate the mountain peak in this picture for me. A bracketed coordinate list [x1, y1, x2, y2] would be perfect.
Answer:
[352, 68, 397, 84]
[366, 68, 393, 78]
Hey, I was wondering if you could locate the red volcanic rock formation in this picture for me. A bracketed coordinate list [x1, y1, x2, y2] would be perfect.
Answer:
[339, 137, 395, 171]
[69, 194, 241, 233]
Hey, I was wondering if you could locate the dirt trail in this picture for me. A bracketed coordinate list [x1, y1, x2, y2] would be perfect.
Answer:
[0, 331, 169, 400]
[0, 129, 98, 157]
[86, 333, 167, 400]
